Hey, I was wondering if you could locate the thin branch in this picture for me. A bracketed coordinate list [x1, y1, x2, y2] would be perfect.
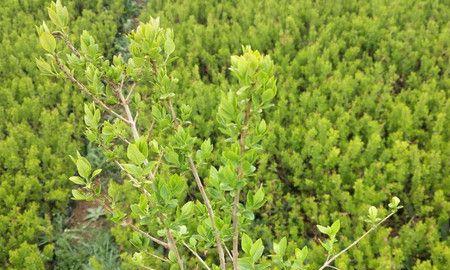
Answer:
[182, 242, 212, 270]
[232, 101, 252, 270]
[148, 153, 164, 180]
[145, 250, 170, 263]
[98, 193, 169, 249]
[54, 56, 130, 124]
[188, 157, 227, 269]
[166, 228, 185, 270]
[53, 31, 81, 58]
[167, 98, 180, 127]
[127, 222, 170, 249]
[223, 242, 233, 261]
[167, 98, 227, 270]
[116, 77, 140, 140]
[126, 83, 136, 102]
[318, 211, 396, 270]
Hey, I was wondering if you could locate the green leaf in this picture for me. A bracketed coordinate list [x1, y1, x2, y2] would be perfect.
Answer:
[72, 189, 86, 200]
[330, 220, 340, 236]
[127, 143, 146, 165]
[237, 257, 253, 270]
[178, 225, 188, 235]
[130, 204, 143, 216]
[39, 31, 56, 53]
[48, 0, 69, 29]
[110, 209, 126, 223]
[250, 239, 264, 262]
[181, 201, 194, 217]
[35, 57, 53, 74]
[241, 233, 252, 254]
[69, 176, 85, 185]
[253, 187, 265, 208]
[317, 225, 330, 235]
[200, 139, 213, 158]
[320, 239, 333, 252]
[135, 137, 149, 158]
[388, 196, 402, 211]
[295, 246, 308, 263]
[257, 119, 267, 134]
[261, 88, 277, 104]
[368, 206, 378, 219]
[76, 157, 91, 180]
[189, 237, 197, 247]
[274, 237, 287, 256]
[91, 168, 102, 179]
[164, 29, 175, 57]
[165, 149, 180, 166]
[122, 164, 143, 177]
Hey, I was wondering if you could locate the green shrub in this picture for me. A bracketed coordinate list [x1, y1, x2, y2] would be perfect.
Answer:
[134, 0, 449, 268]
[0, 0, 125, 267]
[38, 1, 403, 269]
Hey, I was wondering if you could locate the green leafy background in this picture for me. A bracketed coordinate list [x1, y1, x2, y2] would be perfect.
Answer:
[0, 0, 448, 269]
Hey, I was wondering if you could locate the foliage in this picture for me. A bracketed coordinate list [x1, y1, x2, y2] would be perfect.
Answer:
[37, 1, 404, 269]
[0, 0, 448, 269]
[0, 0, 126, 267]
[52, 222, 121, 270]
[133, 1, 449, 269]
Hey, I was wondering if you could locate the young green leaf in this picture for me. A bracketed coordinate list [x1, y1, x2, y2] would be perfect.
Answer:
[330, 220, 340, 237]
[72, 189, 86, 200]
[69, 176, 85, 185]
[39, 31, 56, 53]
[241, 233, 253, 254]
[164, 29, 175, 58]
[76, 157, 91, 180]
[250, 239, 264, 262]
[273, 237, 287, 256]
[127, 143, 147, 165]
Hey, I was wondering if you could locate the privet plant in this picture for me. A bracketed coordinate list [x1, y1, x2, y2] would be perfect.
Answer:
[37, 1, 402, 269]
[0, 0, 127, 267]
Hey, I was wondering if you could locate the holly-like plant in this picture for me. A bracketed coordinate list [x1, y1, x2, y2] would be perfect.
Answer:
[37, 1, 402, 269]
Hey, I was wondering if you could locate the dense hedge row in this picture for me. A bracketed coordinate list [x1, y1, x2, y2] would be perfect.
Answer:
[0, 0, 125, 268]
[127, 0, 449, 269]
